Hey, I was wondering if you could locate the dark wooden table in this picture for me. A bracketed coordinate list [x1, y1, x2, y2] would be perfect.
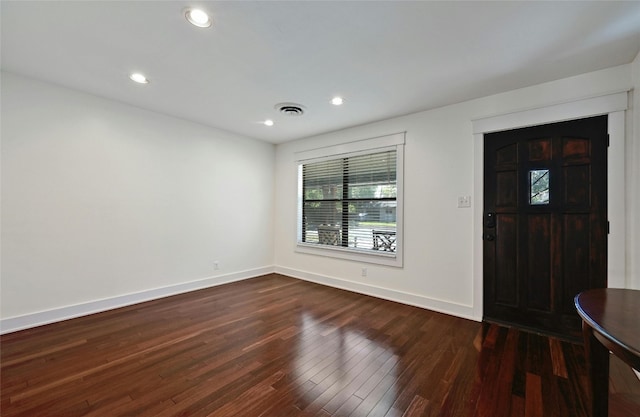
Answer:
[575, 288, 640, 417]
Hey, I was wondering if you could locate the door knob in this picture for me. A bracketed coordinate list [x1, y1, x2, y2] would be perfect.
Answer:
[484, 234, 495, 241]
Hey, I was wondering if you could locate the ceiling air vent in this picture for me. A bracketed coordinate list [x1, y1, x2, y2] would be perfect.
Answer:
[275, 102, 305, 117]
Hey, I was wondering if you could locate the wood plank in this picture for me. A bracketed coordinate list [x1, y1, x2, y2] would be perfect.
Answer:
[548, 338, 569, 378]
[525, 372, 543, 417]
[401, 395, 429, 417]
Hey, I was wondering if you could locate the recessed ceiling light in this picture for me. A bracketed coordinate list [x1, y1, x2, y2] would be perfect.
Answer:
[331, 96, 344, 106]
[264, 119, 274, 127]
[185, 8, 212, 28]
[129, 73, 149, 84]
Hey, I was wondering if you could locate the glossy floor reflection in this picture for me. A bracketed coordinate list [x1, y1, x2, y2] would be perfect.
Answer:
[1, 274, 638, 416]
[290, 312, 400, 416]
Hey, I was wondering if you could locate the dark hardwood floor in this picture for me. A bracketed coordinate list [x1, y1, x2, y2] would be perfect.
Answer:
[1, 274, 639, 417]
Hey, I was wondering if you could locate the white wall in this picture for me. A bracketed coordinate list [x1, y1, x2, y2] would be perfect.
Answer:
[629, 51, 640, 289]
[1, 72, 275, 330]
[274, 64, 636, 320]
[3, 61, 637, 333]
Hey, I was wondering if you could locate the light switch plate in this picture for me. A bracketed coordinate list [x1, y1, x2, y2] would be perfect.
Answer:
[457, 195, 471, 208]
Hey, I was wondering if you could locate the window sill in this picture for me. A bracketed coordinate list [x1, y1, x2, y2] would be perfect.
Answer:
[295, 242, 403, 267]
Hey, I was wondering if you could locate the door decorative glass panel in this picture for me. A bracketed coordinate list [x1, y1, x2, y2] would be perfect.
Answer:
[529, 169, 550, 205]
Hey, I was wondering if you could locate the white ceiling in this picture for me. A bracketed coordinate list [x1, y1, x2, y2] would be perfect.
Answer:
[2, 1, 639, 144]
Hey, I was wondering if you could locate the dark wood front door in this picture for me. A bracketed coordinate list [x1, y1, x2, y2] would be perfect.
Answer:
[483, 115, 608, 339]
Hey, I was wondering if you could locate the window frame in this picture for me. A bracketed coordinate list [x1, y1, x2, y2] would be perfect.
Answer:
[295, 132, 405, 267]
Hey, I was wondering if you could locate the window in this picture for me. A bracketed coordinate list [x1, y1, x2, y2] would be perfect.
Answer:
[296, 133, 404, 267]
[529, 169, 550, 205]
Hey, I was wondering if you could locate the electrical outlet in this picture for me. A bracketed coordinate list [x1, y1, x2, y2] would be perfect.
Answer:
[214, 261, 220, 270]
[361, 267, 367, 277]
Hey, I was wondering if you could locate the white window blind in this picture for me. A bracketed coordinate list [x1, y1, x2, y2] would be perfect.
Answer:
[296, 133, 404, 266]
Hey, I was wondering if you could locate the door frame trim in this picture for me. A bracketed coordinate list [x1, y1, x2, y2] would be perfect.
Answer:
[471, 91, 629, 321]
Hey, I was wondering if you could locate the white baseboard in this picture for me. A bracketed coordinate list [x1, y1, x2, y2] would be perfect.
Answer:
[0, 266, 275, 334]
[1, 266, 478, 334]
[275, 266, 478, 322]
